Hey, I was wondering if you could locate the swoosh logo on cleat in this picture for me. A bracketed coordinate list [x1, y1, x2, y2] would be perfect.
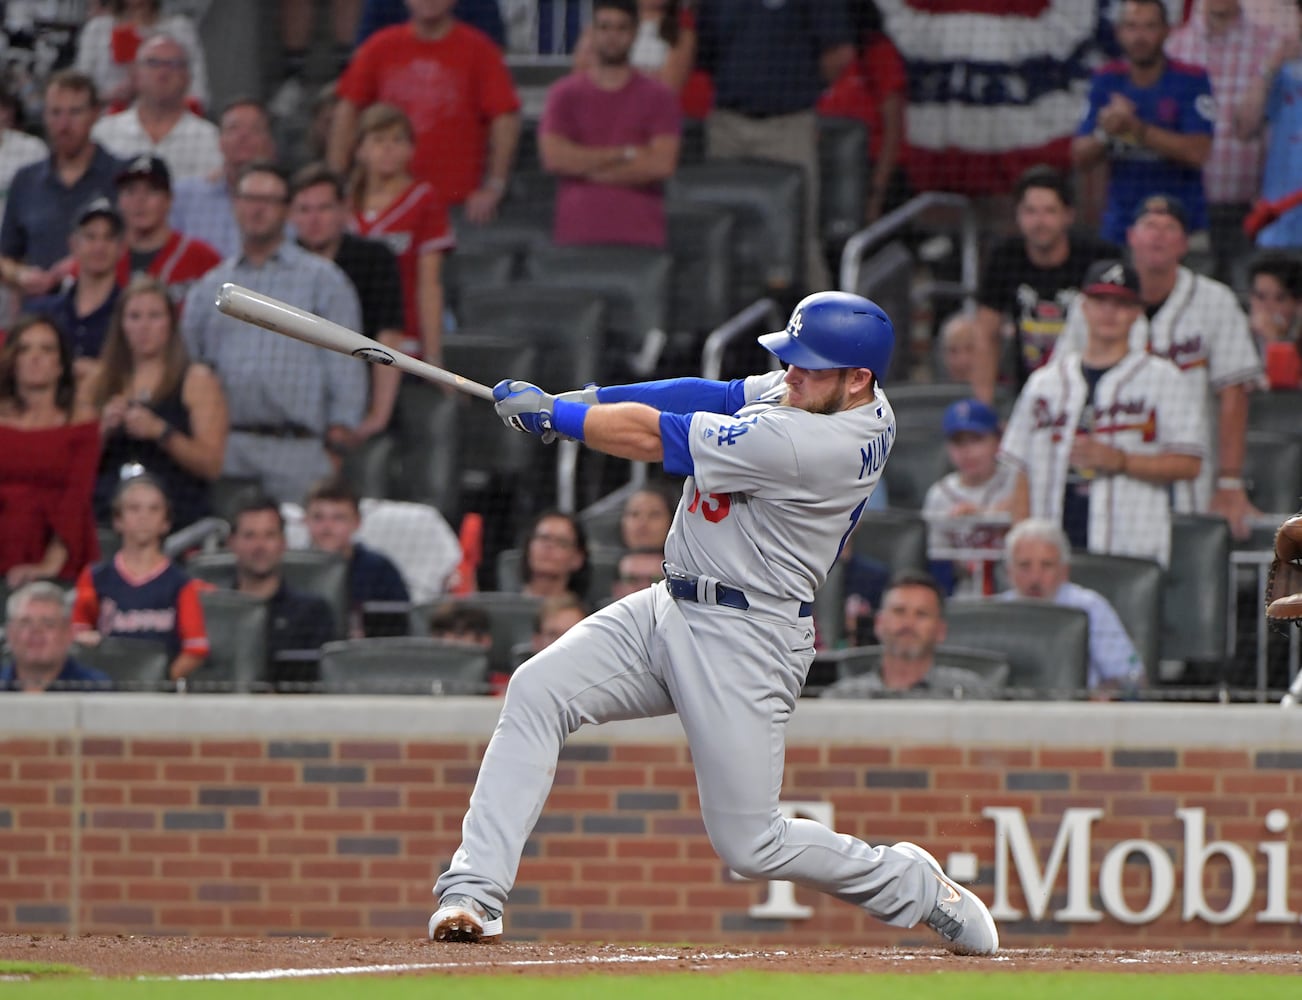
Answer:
[934, 874, 960, 903]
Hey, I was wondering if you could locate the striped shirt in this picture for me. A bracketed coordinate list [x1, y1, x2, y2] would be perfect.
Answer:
[1167, 14, 1276, 203]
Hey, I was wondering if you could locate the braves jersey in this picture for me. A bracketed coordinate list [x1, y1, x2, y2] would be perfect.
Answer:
[999, 349, 1205, 566]
[1057, 266, 1262, 511]
[1077, 59, 1215, 242]
[922, 466, 1017, 596]
[663, 370, 895, 603]
[352, 181, 455, 355]
[72, 555, 211, 659]
[116, 230, 222, 305]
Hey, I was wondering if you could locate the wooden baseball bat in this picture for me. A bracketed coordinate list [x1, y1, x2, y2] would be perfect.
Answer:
[214, 283, 495, 401]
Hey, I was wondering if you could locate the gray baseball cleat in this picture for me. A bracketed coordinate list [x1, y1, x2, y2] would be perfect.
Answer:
[428, 894, 503, 943]
[893, 841, 999, 956]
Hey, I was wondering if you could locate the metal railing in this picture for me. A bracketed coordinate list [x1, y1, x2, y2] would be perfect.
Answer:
[700, 298, 783, 380]
[837, 191, 980, 307]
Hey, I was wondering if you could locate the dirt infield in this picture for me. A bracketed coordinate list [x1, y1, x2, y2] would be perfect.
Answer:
[2, 935, 1299, 979]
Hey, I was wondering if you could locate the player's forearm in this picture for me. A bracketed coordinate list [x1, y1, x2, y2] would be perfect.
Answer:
[1216, 382, 1250, 477]
[326, 99, 359, 174]
[484, 112, 521, 189]
[1121, 451, 1201, 484]
[169, 652, 204, 681]
[596, 377, 740, 413]
[539, 134, 626, 177]
[1071, 134, 1107, 169]
[566, 401, 664, 462]
[1141, 125, 1210, 169]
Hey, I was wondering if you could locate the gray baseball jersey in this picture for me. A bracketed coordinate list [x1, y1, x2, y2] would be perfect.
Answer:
[665, 371, 897, 603]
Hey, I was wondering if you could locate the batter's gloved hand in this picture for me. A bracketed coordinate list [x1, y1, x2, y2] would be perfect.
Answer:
[555, 383, 600, 405]
[493, 379, 557, 444]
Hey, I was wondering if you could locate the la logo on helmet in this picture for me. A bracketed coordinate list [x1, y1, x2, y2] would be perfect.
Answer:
[788, 311, 803, 338]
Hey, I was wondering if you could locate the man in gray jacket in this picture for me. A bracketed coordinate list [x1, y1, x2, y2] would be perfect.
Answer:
[822, 570, 1001, 700]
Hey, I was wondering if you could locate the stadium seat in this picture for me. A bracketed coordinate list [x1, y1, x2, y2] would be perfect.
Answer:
[818, 117, 867, 257]
[585, 544, 625, 608]
[414, 591, 542, 674]
[449, 201, 553, 258]
[71, 637, 170, 692]
[522, 245, 673, 380]
[811, 556, 848, 650]
[665, 202, 735, 365]
[318, 637, 489, 695]
[883, 436, 951, 511]
[667, 160, 804, 308]
[1248, 390, 1302, 438]
[851, 509, 929, 575]
[884, 382, 974, 438]
[186, 550, 349, 640]
[209, 476, 264, 525]
[189, 590, 270, 692]
[389, 380, 462, 521]
[1162, 514, 1230, 668]
[444, 247, 517, 319]
[339, 432, 394, 500]
[1245, 431, 1302, 514]
[459, 285, 607, 392]
[1069, 552, 1164, 686]
[494, 548, 523, 593]
[442, 335, 540, 493]
[818, 643, 1011, 691]
[680, 117, 706, 166]
[942, 600, 1090, 697]
[847, 240, 914, 381]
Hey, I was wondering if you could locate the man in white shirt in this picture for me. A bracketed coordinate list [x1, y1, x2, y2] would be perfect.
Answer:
[90, 33, 221, 181]
[996, 519, 1144, 695]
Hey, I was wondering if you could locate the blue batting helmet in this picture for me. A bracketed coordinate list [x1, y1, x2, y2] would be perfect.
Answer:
[757, 292, 895, 379]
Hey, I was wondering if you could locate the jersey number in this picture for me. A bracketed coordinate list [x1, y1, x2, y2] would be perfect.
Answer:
[687, 489, 731, 523]
[832, 496, 869, 570]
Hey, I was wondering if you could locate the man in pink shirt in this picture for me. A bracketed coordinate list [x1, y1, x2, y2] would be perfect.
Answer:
[538, 0, 681, 248]
[1168, 0, 1280, 281]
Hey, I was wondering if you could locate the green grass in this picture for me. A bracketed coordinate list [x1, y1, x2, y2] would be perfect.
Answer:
[0, 961, 87, 978]
[4, 972, 1293, 1000]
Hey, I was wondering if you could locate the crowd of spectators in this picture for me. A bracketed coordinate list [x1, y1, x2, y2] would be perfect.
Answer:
[0, 0, 1298, 698]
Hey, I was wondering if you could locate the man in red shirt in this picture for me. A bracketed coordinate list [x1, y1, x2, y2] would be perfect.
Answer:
[115, 154, 221, 303]
[539, 0, 681, 248]
[328, 0, 521, 224]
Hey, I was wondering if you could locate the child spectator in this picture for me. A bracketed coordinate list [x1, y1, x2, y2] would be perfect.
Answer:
[303, 476, 410, 637]
[348, 103, 452, 363]
[922, 399, 1017, 596]
[530, 592, 587, 655]
[72, 475, 211, 682]
[1247, 250, 1302, 390]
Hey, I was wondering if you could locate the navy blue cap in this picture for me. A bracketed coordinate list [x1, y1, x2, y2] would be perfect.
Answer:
[942, 399, 999, 438]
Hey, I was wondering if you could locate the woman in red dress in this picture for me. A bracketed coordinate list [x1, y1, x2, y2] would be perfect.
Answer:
[0, 317, 102, 585]
[348, 103, 455, 365]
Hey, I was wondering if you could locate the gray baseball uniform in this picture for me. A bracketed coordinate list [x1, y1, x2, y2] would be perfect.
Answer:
[435, 370, 937, 930]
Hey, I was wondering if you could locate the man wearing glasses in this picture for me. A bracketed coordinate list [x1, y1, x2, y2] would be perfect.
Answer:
[91, 34, 220, 181]
[1, 582, 110, 693]
[182, 162, 366, 503]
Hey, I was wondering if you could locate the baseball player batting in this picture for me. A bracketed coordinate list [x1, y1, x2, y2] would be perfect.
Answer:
[429, 291, 999, 956]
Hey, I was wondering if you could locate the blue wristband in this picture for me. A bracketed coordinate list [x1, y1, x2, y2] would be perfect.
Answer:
[551, 398, 589, 442]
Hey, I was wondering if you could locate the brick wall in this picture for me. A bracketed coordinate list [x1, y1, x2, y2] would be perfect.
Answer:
[1, 698, 1300, 948]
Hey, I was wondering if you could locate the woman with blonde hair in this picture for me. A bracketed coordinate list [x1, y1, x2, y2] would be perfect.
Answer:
[88, 275, 228, 530]
[0, 315, 101, 584]
[348, 102, 454, 364]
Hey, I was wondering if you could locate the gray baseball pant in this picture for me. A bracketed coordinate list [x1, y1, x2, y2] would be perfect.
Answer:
[435, 583, 932, 928]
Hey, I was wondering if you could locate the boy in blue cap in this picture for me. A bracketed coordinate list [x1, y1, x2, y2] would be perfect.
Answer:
[922, 399, 1017, 595]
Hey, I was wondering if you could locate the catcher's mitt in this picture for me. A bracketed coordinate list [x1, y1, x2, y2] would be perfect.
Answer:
[1267, 515, 1302, 622]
